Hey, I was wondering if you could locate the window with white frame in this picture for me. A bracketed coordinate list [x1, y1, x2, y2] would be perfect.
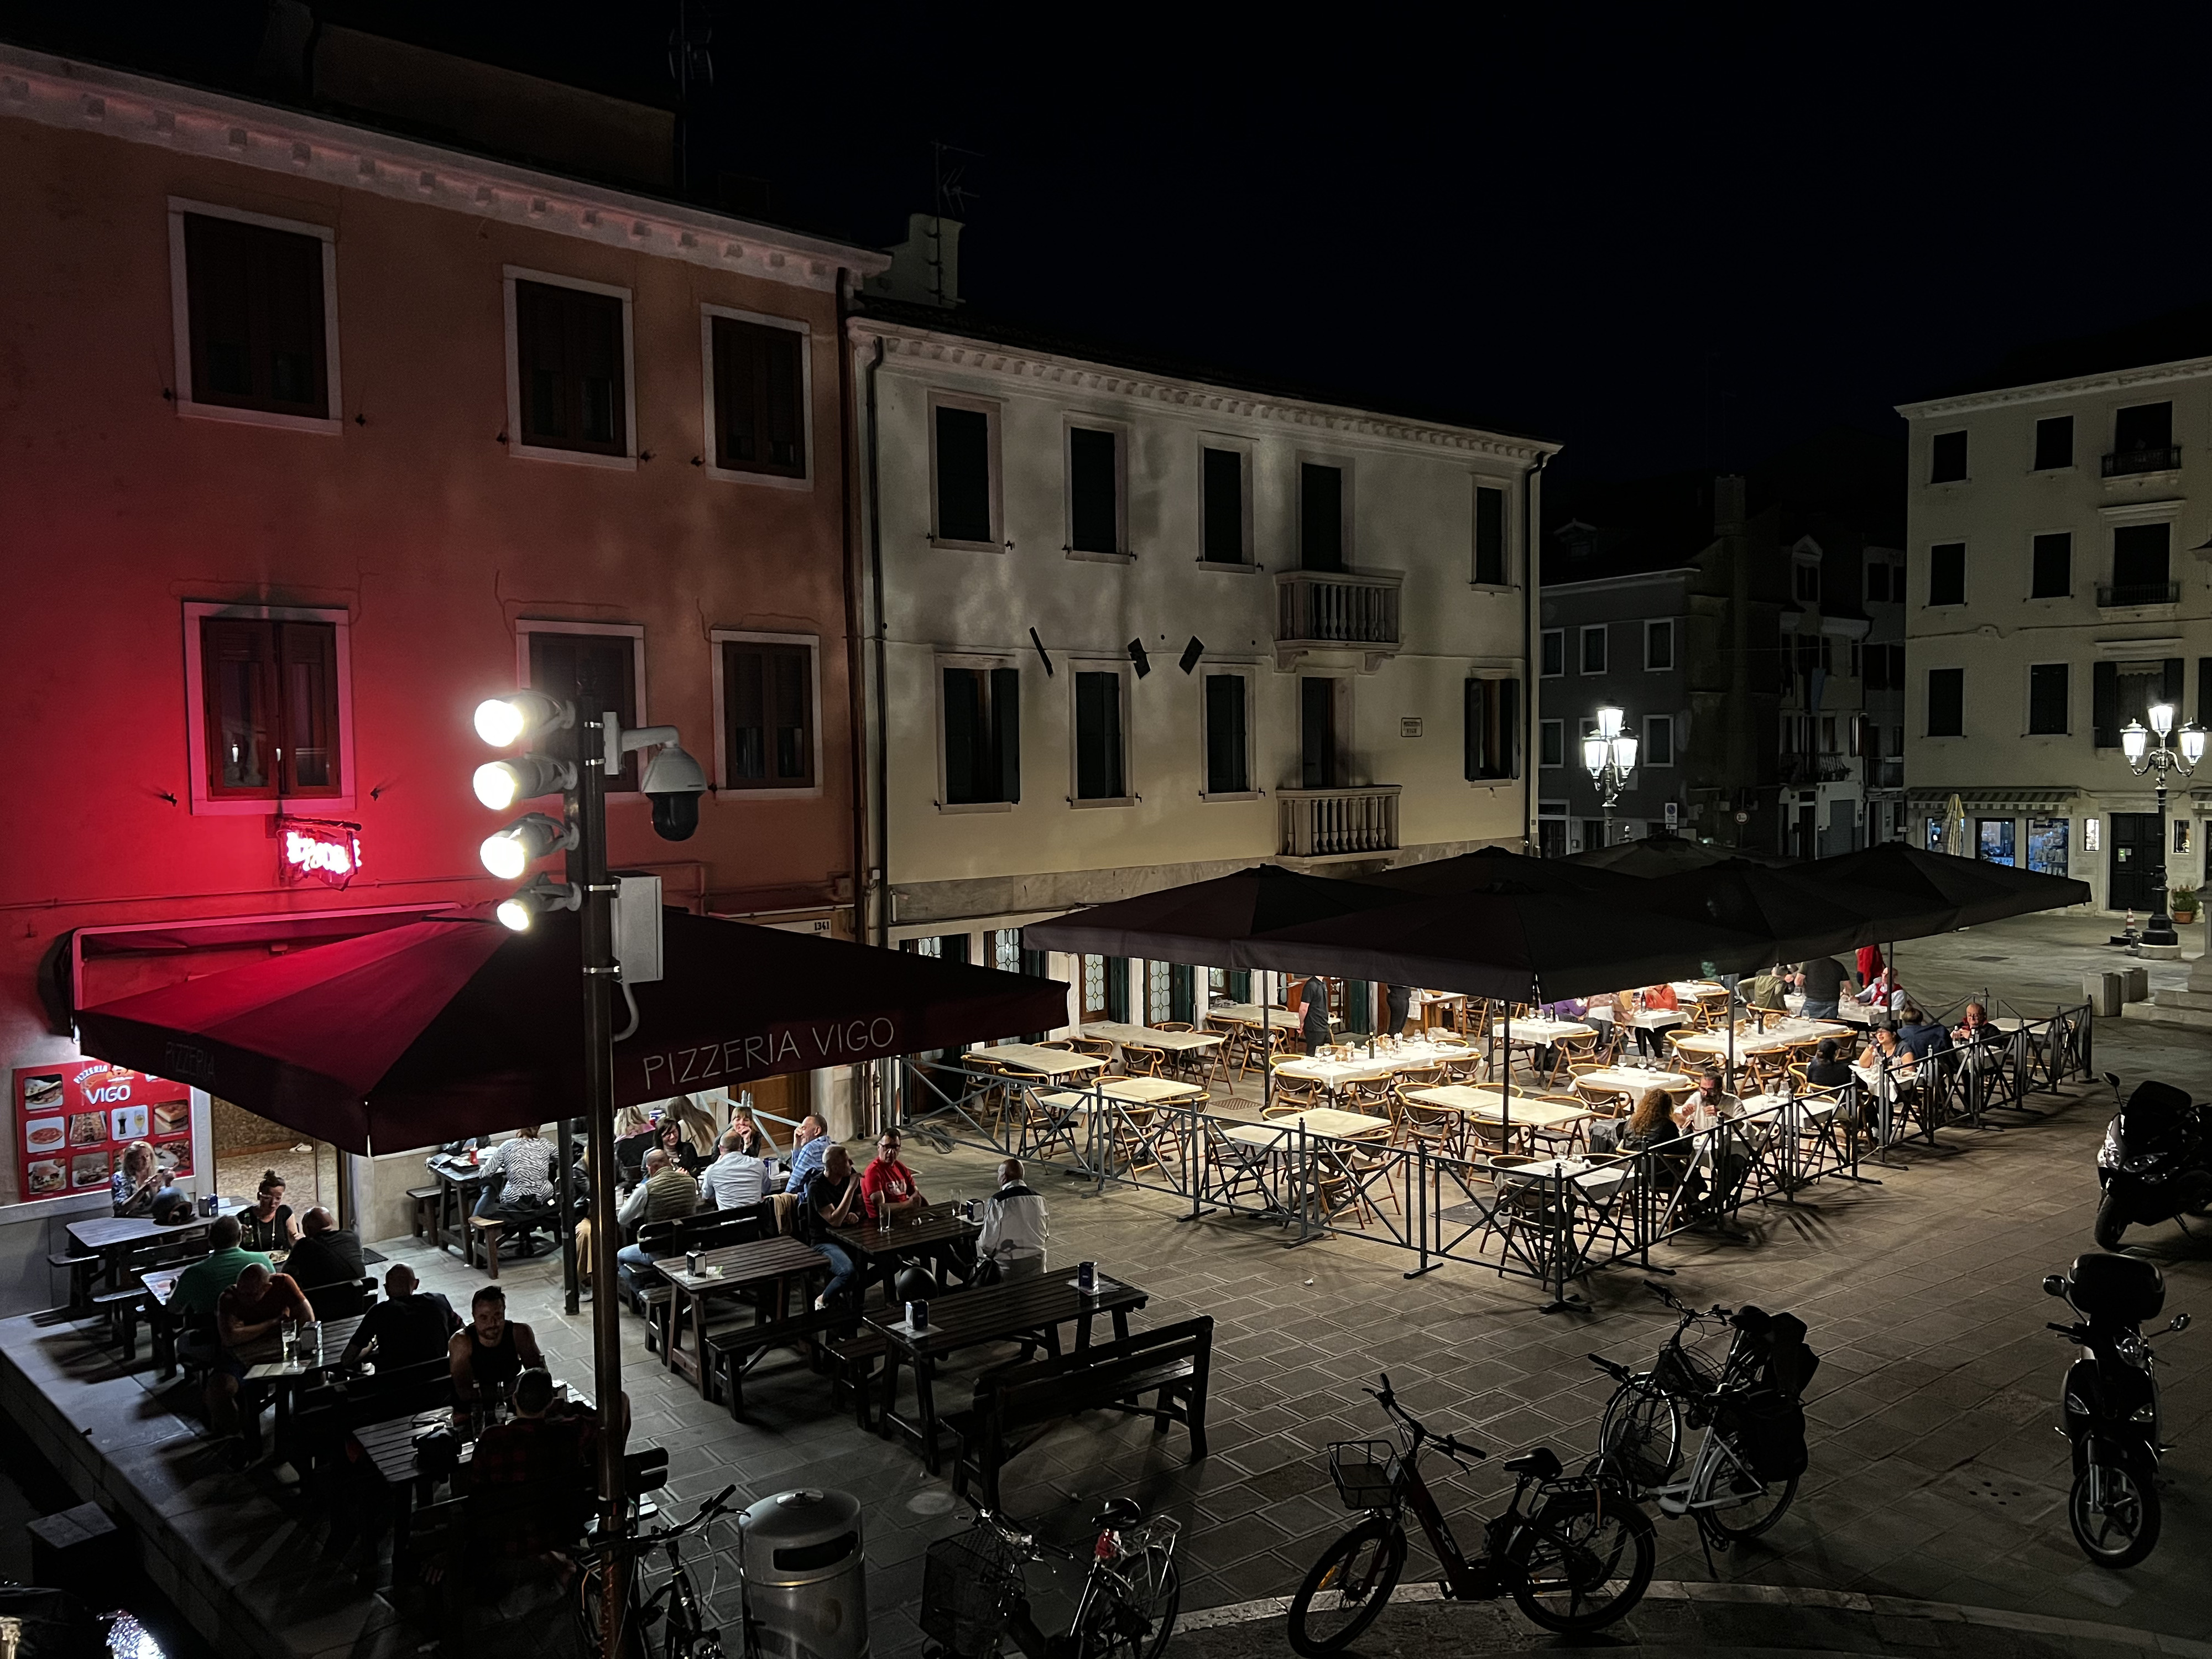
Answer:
[1201, 667, 1256, 797]
[1580, 624, 1608, 675]
[938, 655, 1021, 807]
[1473, 484, 1509, 585]
[1539, 719, 1564, 768]
[702, 306, 809, 484]
[518, 621, 648, 792]
[1073, 665, 1131, 804]
[712, 630, 820, 793]
[1298, 459, 1350, 571]
[504, 267, 635, 466]
[169, 200, 342, 434]
[1066, 421, 1127, 557]
[184, 602, 354, 813]
[931, 393, 1002, 550]
[1644, 619, 1674, 671]
[1540, 629, 1565, 677]
[1199, 440, 1253, 564]
[1643, 713, 1674, 766]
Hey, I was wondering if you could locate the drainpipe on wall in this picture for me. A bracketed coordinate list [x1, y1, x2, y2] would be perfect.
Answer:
[864, 336, 889, 949]
[1522, 451, 1549, 852]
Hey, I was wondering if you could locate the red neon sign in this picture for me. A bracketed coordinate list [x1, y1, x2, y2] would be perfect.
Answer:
[278, 817, 363, 889]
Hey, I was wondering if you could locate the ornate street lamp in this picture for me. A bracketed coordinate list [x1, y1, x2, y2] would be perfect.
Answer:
[1583, 705, 1639, 849]
[2119, 700, 2204, 944]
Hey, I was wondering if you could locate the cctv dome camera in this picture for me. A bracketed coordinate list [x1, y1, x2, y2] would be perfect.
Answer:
[641, 742, 708, 843]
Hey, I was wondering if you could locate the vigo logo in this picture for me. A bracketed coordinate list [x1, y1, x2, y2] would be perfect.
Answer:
[635, 1017, 899, 1097]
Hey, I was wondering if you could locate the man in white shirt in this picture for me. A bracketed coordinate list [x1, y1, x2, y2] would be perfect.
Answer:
[701, 1124, 768, 1213]
[978, 1158, 1049, 1279]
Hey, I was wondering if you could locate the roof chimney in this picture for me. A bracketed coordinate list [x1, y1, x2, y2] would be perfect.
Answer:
[1713, 473, 1746, 538]
[867, 213, 962, 309]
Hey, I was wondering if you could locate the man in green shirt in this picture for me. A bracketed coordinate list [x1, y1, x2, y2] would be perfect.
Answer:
[171, 1214, 274, 1321]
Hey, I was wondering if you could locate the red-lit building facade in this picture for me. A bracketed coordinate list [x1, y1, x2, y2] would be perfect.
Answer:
[0, 43, 883, 1255]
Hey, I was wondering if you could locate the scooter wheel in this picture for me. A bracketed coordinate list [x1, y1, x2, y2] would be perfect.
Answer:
[2093, 1191, 2130, 1252]
[2069, 1460, 2160, 1568]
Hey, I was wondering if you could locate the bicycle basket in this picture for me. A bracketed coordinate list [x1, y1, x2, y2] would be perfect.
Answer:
[1652, 1342, 1720, 1398]
[920, 1526, 1023, 1658]
[1328, 1441, 1401, 1510]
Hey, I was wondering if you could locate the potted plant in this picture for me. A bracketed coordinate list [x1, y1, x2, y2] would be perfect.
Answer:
[2170, 884, 2200, 924]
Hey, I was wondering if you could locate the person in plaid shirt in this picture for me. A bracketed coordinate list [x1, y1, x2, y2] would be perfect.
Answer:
[466, 1369, 598, 1558]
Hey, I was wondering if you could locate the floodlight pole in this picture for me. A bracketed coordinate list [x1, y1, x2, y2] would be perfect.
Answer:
[571, 711, 629, 1658]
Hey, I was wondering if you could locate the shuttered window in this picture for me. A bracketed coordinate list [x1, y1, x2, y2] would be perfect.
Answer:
[1928, 668, 1964, 737]
[1203, 673, 1250, 795]
[199, 617, 341, 799]
[528, 629, 642, 790]
[1474, 485, 1507, 585]
[943, 665, 1021, 805]
[182, 213, 329, 418]
[515, 279, 626, 455]
[2031, 533, 2072, 598]
[1074, 671, 1126, 800]
[1202, 448, 1246, 562]
[934, 405, 994, 544]
[710, 316, 805, 477]
[1068, 427, 1121, 554]
[2027, 664, 2068, 735]
[1300, 463, 1344, 570]
[721, 641, 814, 789]
[1928, 543, 1966, 606]
[1464, 677, 1520, 780]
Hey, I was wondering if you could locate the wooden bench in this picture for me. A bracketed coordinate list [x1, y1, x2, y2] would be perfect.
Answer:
[407, 1186, 443, 1240]
[825, 1329, 891, 1429]
[466, 1215, 504, 1277]
[93, 1284, 150, 1361]
[43, 1250, 105, 1322]
[948, 1317, 1213, 1509]
[703, 1303, 859, 1420]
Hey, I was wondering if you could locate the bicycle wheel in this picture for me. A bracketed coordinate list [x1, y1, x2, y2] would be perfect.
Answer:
[1699, 1432, 1798, 1542]
[1507, 1490, 1655, 1634]
[2069, 1459, 2161, 1568]
[1287, 1520, 1405, 1656]
[1598, 1381, 1679, 1486]
[1077, 1545, 1182, 1659]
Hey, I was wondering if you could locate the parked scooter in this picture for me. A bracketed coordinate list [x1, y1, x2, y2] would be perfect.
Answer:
[2094, 1072, 2212, 1250]
[2042, 1253, 2191, 1568]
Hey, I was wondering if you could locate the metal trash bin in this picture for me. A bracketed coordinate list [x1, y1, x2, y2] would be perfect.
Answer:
[740, 1488, 869, 1658]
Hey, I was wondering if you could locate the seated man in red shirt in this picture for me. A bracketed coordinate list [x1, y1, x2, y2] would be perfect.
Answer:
[859, 1129, 924, 1223]
[214, 1261, 315, 1443]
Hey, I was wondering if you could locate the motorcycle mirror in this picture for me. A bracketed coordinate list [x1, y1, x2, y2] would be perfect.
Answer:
[2042, 1274, 2067, 1298]
[2169, 1313, 2192, 1334]
[2101, 1071, 2122, 1089]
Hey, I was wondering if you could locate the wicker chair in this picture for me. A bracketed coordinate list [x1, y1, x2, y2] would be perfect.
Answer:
[1264, 1077, 1323, 1118]
[1342, 1077, 1395, 1119]
[1069, 1037, 1120, 1073]
[1122, 1043, 1167, 1079]
[1395, 1087, 1465, 1159]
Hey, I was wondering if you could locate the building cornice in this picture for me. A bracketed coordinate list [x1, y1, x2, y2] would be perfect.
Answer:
[1540, 567, 1697, 596]
[1896, 354, 2212, 421]
[848, 317, 1560, 463]
[0, 43, 888, 291]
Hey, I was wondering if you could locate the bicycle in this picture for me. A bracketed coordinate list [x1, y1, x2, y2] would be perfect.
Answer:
[1588, 1284, 1800, 1545]
[920, 1498, 1181, 1659]
[573, 1484, 743, 1659]
[1286, 1373, 1655, 1655]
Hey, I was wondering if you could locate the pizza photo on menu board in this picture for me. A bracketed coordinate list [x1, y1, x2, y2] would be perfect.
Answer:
[25, 1117, 66, 1156]
[69, 1112, 105, 1147]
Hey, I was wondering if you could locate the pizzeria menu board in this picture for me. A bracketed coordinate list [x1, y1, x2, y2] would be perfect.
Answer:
[15, 1062, 192, 1202]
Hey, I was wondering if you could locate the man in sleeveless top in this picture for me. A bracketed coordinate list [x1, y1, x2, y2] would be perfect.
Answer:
[448, 1285, 544, 1407]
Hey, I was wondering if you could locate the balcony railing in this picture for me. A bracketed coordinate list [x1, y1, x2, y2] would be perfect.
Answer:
[2103, 445, 2183, 477]
[1777, 754, 1853, 785]
[1275, 570, 1402, 669]
[2097, 580, 2180, 609]
[1279, 785, 1401, 858]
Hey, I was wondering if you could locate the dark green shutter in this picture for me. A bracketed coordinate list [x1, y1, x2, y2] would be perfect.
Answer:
[1229, 969, 1251, 1001]
[1105, 957, 1129, 1022]
[1464, 679, 1480, 780]
[2199, 659, 2212, 731]
[943, 669, 977, 802]
[1344, 981, 1372, 1035]
[2163, 658, 2185, 709]
[1205, 674, 1246, 793]
[992, 666, 1021, 803]
[1170, 965, 1194, 1024]
[1502, 678, 1522, 778]
[2093, 661, 2119, 749]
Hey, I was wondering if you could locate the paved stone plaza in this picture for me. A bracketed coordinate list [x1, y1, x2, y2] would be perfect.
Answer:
[4, 912, 2205, 1659]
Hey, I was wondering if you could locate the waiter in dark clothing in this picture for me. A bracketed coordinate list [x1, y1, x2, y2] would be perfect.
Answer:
[1295, 975, 1334, 1055]
[1384, 983, 1413, 1036]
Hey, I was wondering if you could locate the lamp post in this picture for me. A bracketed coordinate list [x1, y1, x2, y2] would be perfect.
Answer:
[1583, 705, 1639, 849]
[2120, 702, 2204, 945]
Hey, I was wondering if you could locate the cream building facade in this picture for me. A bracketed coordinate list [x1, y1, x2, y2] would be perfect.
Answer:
[848, 302, 1556, 1025]
[1897, 311, 2212, 915]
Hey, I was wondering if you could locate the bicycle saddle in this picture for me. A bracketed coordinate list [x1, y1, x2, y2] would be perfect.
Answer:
[1502, 1447, 1562, 1479]
[1093, 1498, 1145, 1528]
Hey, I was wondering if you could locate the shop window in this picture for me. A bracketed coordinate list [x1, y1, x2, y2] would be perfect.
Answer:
[719, 638, 816, 790]
[512, 275, 629, 457]
[1976, 818, 2016, 866]
[524, 625, 643, 791]
[2026, 818, 2070, 876]
[942, 663, 1021, 805]
[197, 615, 343, 801]
[178, 209, 332, 420]
[708, 312, 807, 479]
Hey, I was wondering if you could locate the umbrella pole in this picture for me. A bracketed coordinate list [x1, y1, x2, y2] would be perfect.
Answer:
[1263, 972, 1274, 1115]
[559, 1114, 578, 1316]
[575, 718, 629, 1659]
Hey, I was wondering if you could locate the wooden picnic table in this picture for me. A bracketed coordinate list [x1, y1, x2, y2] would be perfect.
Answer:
[830, 1203, 980, 1302]
[987, 1044, 1109, 1079]
[653, 1235, 828, 1397]
[865, 1271, 1148, 1474]
[356, 1383, 594, 1571]
[66, 1202, 243, 1291]
[422, 1156, 484, 1258]
[234, 1313, 366, 1461]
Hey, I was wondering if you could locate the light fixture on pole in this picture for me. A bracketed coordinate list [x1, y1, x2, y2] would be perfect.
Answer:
[2119, 700, 2204, 946]
[1583, 705, 1638, 849]
[469, 687, 705, 1659]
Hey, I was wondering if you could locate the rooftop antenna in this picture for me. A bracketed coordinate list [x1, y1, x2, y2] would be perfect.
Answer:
[932, 139, 984, 218]
[668, 1, 715, 196]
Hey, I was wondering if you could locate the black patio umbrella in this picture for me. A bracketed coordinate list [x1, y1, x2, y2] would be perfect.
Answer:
[1803, 843, 2091, 928]
[1564, 831, 1798, 875]
[1628, 859, 1917, 966]
[1020, 864, 1406, 967]
[1366, 846, 1637, 896]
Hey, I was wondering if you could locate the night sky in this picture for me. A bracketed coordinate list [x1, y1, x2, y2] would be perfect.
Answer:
[14, 1, 2212, 479]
